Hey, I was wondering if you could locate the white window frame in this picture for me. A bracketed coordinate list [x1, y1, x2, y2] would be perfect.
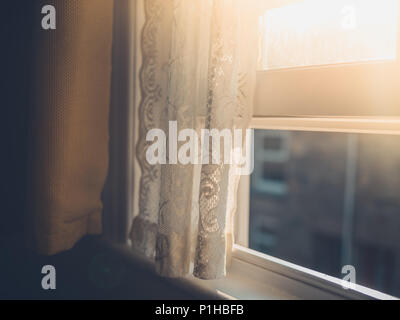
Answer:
[109, 0, 400, 300]
[237, 117, 400, 248]
[228, 0, 400, 299]
[232, 117, 400, 300]
[254, 0, 400, 118]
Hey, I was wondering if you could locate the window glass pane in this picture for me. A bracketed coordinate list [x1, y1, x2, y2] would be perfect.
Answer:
[258, 0, 399, 70]
[263, 136, 283, 150]
[250, 129, 400, 297]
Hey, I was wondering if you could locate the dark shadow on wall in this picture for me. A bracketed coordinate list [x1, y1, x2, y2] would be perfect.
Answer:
[0, 1, 35, 237]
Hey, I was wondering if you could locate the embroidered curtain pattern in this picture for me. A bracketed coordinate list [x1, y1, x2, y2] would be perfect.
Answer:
[130, 0, 258, 279]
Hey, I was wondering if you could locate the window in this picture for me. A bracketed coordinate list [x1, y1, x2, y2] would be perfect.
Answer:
[249, 130, 400, 297]
[234, 0, 400, 299]
[124, 0, 400, 299]
[258, 0, 398, 70]
[254, 0, 400, 117]
[252, 131, 290, 195]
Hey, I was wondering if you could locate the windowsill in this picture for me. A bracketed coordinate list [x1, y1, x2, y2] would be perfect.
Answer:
[183, 245, 397, 300]
[106, 239, 397, 300]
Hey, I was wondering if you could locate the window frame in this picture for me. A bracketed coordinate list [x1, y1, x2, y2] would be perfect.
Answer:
[234, 116, 400, 299]
[255, 0, 400, 117]
[226, 244, 396, 299]
[112, 0, 400, 300]
[236, 116, 400, 245]
[233, 1, 400, 298]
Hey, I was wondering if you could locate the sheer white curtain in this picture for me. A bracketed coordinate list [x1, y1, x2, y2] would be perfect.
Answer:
[130, 0, 259, 279]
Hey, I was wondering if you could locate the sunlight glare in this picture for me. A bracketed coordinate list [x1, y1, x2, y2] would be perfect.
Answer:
[258, 0, 399, 70]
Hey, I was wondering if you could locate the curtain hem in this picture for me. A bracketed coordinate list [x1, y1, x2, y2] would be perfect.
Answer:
[34, 211, 102, 255]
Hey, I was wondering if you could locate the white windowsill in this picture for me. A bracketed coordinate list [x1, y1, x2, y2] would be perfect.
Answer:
[183, 244, 398, 300]
[105, 237, 397, 300]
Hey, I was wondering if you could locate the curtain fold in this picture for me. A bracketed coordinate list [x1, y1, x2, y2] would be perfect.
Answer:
[29, 0, 114, 255]
[131, 0, 258, 279]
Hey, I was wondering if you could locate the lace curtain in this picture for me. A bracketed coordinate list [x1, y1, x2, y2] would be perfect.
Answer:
[130, 0, 259, 279]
